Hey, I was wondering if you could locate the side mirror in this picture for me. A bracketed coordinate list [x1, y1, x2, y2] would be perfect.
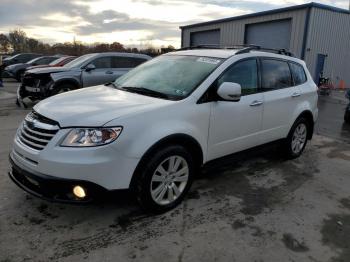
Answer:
[217, 82, 242, 101]
[85, 63, 96, 72]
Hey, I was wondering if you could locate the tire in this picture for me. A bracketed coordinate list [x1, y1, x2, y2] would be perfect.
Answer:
[133, 145, 195, 213]
[345, 109, 350, 123]
[283, 117, 309, 159]
[51, 84, 76, 96]
[16, 71, 25, 82]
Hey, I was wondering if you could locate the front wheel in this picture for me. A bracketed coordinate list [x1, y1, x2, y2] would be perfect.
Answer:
[51, 84, 75, 96]
[283, 117, 309, 159]
[345, 109, 350, 123]
[134, 145, 194, 213]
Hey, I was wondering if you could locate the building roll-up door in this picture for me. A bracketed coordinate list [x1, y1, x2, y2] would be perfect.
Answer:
[245, 19, 291, 50]
[190, 29, 220, 46]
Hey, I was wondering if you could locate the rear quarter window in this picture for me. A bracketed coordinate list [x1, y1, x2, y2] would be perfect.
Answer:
[289, 62, 307, 85]
[261, 59, 292, 91]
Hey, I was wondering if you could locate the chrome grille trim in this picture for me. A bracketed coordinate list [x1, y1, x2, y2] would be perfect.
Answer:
[17, 111, 59, 151]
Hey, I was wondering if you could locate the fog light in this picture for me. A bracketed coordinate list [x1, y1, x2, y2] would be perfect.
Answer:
[73, 185, 86, 199]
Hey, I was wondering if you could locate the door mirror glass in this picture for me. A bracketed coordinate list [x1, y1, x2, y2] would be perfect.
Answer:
[217, 82, 241, 101]
[85, 63, 96, 71]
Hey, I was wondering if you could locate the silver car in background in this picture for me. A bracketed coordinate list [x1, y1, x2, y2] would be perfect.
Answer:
[18, 52, 152, 105]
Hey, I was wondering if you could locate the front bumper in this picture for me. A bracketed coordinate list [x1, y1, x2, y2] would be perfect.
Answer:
[8, 155, 108, 203]
[3, 70, 15, 78]
[11, 130, 140, 190]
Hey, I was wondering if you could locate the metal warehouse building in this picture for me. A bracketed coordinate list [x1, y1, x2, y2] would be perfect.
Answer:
[180, 2, 350, 87]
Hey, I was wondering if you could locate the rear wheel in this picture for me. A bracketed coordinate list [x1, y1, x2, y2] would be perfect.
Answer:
[134, 145, 194, 213]
[283, 117, 309, 159]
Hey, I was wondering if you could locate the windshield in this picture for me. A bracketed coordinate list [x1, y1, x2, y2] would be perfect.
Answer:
[49, 57, 65, 65]
[26, 57, 41, 64]
[113, 55, 222, 99]
[64, 53, 95, 68]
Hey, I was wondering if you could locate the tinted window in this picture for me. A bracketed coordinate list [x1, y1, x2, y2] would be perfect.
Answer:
[290, 62, 307, 85]
[217, 59, 258, 95]
[261, 59, 292, 91]
[112, 57, 147, 68]
[17, 54, 30, 63]
[90, 57, 112, 68]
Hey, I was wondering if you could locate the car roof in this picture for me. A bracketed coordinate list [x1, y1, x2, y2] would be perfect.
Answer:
[90, 52, 152, 60]
[168, 49, 305, 64]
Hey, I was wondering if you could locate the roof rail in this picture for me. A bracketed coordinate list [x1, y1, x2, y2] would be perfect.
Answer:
[178, 44, 295, 57]
[236, 46, 295, 57]
[177, 44, 254, 51]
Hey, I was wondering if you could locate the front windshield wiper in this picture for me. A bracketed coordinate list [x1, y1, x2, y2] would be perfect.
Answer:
[117, 86, 170, 99]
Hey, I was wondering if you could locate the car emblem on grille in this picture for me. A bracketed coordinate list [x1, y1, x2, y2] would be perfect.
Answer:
[25, 113, 38, 129]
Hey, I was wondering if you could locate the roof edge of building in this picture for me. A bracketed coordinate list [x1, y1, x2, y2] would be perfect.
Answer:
[179, 2, 350, 30]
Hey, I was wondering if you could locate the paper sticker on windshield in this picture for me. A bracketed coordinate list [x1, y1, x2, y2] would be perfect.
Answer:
[197, 57, 221, 65]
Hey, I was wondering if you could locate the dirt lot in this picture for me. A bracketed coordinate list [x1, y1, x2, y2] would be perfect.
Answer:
[1, 79, 350, 262]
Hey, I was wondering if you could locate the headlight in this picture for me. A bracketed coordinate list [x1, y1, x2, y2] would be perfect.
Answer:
[60, 127, 122, 147]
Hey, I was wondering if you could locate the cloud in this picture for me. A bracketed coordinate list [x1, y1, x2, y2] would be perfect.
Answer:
[0, 0, 349, 48]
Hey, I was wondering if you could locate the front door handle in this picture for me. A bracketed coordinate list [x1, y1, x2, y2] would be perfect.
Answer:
[291, 92, 301, 97]
[105, 71, 114, 74]
[250, 100, 263, 106]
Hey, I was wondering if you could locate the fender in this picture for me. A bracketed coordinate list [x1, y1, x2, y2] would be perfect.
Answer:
[52, 78, 81, 90]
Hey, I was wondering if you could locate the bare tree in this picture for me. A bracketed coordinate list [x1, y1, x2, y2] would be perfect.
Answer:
[8, 29, 27, 53]
[0, 34, 11, 53]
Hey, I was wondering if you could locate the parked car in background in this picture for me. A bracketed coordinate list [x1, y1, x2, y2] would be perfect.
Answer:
[26, 56, 76, 71]
[2, 53, 42, 68]
[9, 47, 318, 212]
[17, 52, 151, 104]
[5, 56, 60, 81]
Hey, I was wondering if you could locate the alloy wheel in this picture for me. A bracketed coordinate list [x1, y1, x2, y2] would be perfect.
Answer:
[291, 123, 307, 154]
[150, 155, 189, 205]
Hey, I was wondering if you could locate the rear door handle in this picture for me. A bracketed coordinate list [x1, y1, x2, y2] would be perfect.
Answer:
[291, 92, 301, 97]
[250, 100, 263, 106]
[105, 71, 114, 74]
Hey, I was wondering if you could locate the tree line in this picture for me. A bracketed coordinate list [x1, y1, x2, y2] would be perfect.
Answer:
[0, 29, 175, 57]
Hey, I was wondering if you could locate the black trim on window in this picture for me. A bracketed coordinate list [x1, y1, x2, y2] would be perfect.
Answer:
[197, 57, 259, 104]
[258, 57, 294, 92]
[288, 61, 308, 86]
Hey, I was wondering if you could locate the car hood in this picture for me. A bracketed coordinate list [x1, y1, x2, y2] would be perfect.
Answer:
[26, 66, 73, 75]
[26, 64, 49, 71]
[34, 85, 172, 127]
[6, 63, 28, 71]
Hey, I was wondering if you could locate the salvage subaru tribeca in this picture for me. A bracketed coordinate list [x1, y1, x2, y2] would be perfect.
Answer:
[9, 47, 318, 212]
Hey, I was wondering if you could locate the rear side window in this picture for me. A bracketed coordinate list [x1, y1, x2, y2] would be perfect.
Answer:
[261, 59, 292, 91]
[91, 57, 112, 68]
[290, 62, 307, 85]
[112, 57, 147, 68]
[217, 59, 258, 95]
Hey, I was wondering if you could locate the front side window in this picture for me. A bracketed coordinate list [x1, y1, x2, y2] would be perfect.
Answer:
[113, 55, 222, 99]
[290, 62, 307, 85]
[261, 59, 292, 91]
[217, 59, 258, 95]
[90, 57, 112, 68]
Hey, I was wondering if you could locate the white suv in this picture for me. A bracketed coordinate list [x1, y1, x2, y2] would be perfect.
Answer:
[9, 47, 318, 212]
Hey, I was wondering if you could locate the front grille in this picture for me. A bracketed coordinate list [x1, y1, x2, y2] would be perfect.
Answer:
[17, 111, 59, 151]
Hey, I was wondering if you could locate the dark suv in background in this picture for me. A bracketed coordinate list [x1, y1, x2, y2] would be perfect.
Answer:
[5, 56, 59, 81]
[2, 53, 42, 67]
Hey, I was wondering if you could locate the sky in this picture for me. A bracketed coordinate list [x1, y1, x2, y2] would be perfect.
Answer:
[0, 0, 349, 48]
